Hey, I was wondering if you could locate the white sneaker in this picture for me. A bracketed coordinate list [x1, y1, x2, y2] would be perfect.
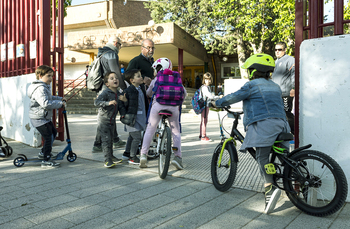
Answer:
[171, 156, 184, 170]
[139, 154, 147, 168]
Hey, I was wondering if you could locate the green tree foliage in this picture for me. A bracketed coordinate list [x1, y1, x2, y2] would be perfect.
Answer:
[144, 0, 295, 76]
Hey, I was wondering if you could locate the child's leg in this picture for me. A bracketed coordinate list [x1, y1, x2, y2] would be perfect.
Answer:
[140, 104, 162, 155]
[36, 121, 57, 161]
[93, 125, 101, 147]
[125, 135, 133, 153]
[100, 122, 113, 161]
[167, 107, 181, 158]
[256, 146, 274, 185]
[129, 131, 141, 158]
[200, 107, 209, 137]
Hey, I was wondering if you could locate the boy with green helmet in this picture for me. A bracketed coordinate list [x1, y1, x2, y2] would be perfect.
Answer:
[213, 53, 291, 214]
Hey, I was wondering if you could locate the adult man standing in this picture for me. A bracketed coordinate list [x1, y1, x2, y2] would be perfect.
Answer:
[122, 38, 155, 160]
[92, 35, 126, 152]
[126, 38, 155, 86]
[272, 42, 295, 134]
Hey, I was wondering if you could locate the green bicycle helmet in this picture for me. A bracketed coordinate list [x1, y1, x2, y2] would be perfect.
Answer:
[241, 53, 275, 78]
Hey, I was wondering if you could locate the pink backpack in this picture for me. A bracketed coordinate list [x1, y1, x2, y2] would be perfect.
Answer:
[153, 69, 185, 106]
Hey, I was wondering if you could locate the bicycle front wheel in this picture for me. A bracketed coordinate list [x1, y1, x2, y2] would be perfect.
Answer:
[211, 142, 237, 192]
[158, 126, 172, 179]
[283, 150, 348, 217]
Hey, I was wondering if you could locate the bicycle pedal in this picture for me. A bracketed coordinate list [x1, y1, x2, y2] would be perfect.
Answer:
[265, 163, 276, 175]
[172, 147, 178, 151]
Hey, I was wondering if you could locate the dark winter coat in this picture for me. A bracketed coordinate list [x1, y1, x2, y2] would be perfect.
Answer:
[94, 88, 126, 124]
[120, 84, 149, 127]
[125, 54, 154, 79]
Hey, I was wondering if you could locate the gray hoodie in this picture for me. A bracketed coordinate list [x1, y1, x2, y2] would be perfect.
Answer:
[27, 80, 63, 120]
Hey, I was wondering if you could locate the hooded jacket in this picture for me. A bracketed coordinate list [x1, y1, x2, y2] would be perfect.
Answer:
[27, 80, 63, 120]
[97, 44, 126, 90]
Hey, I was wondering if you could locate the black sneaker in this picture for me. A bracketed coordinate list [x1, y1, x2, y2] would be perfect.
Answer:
[128, 156, 140, 165]
[113, 140, 126, 149]
[264, 185, 281, 214]
[122, 151, 130, 160]
[111, 156, 122, 164]
[104, 159, 116, 168]
[38, 152, 57, 160]
[41, 160, 60, 168]
[92, 146, 102, 152]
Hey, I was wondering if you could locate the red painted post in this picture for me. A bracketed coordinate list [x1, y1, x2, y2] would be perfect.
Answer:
[334, 0, 344, 35]
[294, 0, 305, 149]
[309, 0, 319, 39]
[39, 0, 51, 66]
[178, 48, 183, 80]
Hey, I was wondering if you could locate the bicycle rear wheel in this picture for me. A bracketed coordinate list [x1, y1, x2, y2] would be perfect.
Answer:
[211, 142, 237, 192]
[158, 126, 172, 179]
[283, 150, 348, 216]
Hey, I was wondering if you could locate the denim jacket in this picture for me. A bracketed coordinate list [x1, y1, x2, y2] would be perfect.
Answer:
[215, 78, 286, 129]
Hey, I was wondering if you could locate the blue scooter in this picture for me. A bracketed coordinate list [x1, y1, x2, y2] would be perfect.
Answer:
[13, 109, 77, 167]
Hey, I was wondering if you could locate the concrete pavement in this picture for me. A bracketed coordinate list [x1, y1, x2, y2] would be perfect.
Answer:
[0, 112, 349, 228]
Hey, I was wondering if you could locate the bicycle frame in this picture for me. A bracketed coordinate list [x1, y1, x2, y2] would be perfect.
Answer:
[216, 108, 307, 191]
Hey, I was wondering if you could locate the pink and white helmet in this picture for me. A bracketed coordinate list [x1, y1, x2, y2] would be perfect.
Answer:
[152, 58, 173, 72]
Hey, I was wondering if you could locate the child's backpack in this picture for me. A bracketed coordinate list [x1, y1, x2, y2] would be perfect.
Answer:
[86, 51, 108, 91]
[153, 69, 185, 106]
[191, 86, 206, 114]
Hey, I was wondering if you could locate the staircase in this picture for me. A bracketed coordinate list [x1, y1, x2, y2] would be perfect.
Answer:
[64, 87, 197, 115]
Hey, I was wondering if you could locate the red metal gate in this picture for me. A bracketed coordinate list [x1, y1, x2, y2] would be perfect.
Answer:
[0, 0, 65, 140]
[295, 0, 350, 148]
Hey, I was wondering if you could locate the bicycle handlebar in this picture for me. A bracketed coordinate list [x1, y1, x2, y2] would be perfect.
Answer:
[219, 106, 243, 119]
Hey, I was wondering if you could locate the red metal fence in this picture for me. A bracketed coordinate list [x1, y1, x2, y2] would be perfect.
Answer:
[294, 0, 350, 147]
[0, 0, 65, 140]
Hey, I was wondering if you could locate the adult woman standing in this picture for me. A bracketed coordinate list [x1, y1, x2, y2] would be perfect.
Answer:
[199, 72, 221, 142]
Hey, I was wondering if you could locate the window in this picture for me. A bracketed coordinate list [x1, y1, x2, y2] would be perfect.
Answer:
[221, 63, 241, 79]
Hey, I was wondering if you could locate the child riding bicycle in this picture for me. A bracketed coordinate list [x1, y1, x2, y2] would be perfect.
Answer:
[213, 53, 291, 214]
[139, 58, 187, 169]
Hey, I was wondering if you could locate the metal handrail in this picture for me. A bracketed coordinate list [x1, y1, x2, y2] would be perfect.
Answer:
[65, 73, 86, 89]
[64, 73, 88, 102]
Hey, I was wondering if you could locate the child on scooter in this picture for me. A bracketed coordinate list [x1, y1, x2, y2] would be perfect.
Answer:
[28, 65, 66, 168]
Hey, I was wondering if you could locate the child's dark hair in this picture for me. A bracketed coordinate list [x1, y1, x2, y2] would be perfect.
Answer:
[249, 69, 272, 80]
[103, 71, 117, 84]
[125, 69, 140, 84]
[35, 65, 54, 79]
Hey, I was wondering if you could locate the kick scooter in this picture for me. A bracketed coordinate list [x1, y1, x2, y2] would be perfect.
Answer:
[13, 109, 77, 167]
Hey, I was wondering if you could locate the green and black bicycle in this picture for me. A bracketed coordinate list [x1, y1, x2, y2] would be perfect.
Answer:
[210, 106, 348, 217]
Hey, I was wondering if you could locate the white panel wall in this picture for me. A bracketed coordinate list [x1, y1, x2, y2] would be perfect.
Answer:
[64, 64, 87, 79]
[223, 79, 248, 110]
[0, 74, 41, 147]
[300, 34, 350, 201]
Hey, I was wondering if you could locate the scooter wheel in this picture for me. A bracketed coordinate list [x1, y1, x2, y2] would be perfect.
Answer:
[1, 147, 8, 157]
[67, 152, 77, 162]
[13, 157, 25, 167]
[5, 146, 13, 156]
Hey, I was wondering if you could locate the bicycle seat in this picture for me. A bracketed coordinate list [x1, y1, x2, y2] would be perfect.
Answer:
[276, 132, 294, 141]
[158, 110, 172, 117]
